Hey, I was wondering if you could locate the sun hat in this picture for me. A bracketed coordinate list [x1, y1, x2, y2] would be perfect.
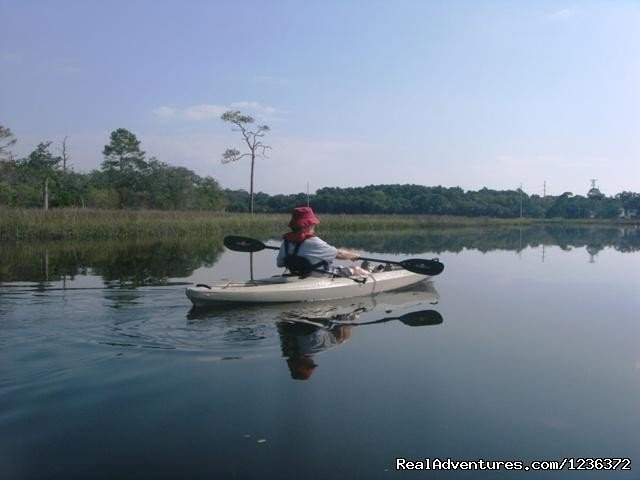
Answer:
[288, 206, 320, 230]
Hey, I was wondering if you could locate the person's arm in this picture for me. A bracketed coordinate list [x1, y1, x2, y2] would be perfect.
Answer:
[335, 249, 360, 261]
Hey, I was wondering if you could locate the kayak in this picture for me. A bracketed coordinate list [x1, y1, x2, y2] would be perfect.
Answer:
[186, 268, 428, 306]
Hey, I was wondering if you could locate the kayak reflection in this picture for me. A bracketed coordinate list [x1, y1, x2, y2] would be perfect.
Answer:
[185, 281, 441, 376]
[278, 308, 443, 380]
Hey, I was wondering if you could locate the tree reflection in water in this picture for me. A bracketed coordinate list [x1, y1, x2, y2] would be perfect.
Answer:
[1, 225, 638, 285]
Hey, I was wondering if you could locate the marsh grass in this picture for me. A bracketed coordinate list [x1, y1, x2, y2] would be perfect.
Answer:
[0, 209, 285, 241]
[0, 208, 635, 241]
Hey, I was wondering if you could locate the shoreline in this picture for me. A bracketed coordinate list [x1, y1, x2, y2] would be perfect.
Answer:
[1, 208, 638, 242]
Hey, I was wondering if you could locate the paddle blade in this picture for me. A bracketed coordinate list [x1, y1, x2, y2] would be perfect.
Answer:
[399, 258, 445, 276]
[223, 236, 266, 253]
[399, 310, 443, 326]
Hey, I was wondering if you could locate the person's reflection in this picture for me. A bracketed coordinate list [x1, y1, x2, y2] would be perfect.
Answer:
[277, 319, 356, 380]
[277, 308, 443, 380]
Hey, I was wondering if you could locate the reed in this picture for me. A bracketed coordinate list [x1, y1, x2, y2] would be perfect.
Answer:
[0, 208, 635, 241]
[0, 209, 285, 241]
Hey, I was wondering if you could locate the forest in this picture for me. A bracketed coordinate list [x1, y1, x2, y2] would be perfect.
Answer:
[0, 127, 226, 211]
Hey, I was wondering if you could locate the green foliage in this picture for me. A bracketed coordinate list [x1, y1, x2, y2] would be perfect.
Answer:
[101, 128, 147, 172]
[0, 209, 285, 241]
[0, 126, 227, 211]
[222, 184, 628, 219]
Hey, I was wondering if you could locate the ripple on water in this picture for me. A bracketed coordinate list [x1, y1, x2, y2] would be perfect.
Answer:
[1, 280, 440, 365]
[1, 285, 283, 359]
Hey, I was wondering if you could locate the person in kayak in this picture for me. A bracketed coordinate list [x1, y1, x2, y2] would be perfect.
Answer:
[277, 206, 369, 277]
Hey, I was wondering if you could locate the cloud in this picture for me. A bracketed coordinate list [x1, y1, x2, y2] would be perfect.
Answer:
[152, 101, 283, 123]
[152, 106, 177, 120]
[547, 8, 577, 21]
[183, 104, 228, 121]
[230, 101, 283, 122]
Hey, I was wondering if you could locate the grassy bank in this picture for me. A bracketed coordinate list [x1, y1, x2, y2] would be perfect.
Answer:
[0, 208, 637, 241]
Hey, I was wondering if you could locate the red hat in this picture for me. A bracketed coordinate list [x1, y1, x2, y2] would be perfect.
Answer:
[288, 207, 320, 230]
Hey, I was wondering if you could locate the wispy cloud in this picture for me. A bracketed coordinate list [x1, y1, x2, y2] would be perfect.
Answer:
[230, 101, 284, 122]
[152, 106, 177, 120]
[152, 101, 284, 123]
[547, 8, 577, 21]
[183, 104, 228, 121]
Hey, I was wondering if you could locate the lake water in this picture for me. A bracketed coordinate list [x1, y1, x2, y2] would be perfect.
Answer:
[1, 226, 639, 479]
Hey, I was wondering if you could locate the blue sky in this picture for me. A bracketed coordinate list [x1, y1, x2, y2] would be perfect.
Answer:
[1, 0, 638, 196]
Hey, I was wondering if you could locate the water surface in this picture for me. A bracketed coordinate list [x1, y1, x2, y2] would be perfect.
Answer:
[1, 226, 639, 479]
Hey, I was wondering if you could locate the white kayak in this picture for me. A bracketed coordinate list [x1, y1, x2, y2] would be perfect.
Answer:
[186, 268, 428, 306]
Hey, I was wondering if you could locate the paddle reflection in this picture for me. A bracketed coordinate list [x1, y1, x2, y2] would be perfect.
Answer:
[277, 308, 443, 381]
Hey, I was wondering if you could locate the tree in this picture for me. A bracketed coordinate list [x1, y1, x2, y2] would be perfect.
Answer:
[101, 129, 149, 207]
[102, 128, 147, 173]
[19, 141, 62, 210]
[220, 110, 270, 214]
[0, 124, 17, 160]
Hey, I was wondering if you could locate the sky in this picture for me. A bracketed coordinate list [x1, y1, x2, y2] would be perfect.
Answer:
[1, 0, 639, 196]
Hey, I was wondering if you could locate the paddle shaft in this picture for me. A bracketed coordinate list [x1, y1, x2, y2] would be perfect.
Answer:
[264, 245, 393, 260]
[258, 244, 413, 268]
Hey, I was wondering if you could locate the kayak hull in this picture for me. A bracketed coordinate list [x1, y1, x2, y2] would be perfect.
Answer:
[186, 269, 428, 306]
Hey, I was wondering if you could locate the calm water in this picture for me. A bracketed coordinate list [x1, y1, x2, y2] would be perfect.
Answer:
[1, 226, 639, 479]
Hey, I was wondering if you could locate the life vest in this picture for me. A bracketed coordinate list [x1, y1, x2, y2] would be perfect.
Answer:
[283, 238, 329, 277]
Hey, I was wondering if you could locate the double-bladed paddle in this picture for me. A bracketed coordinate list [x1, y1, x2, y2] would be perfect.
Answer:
[223, 235, 445, 276]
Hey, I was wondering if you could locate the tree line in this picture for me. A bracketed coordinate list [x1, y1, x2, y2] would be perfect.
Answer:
[224, 185, 640, 219]
[0, 126, 226, 210]
[2, 122, 639, 218]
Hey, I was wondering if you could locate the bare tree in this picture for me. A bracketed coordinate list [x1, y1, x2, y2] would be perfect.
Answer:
[220, 110, 270, 214]
[61, 136, 70, 172]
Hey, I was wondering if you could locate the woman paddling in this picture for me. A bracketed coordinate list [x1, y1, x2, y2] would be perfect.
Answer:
[277, 206, 370, 277]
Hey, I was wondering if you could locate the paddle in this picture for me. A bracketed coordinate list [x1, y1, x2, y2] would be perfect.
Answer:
[223, 235, 445, 276]
[282, 309, 443, 329]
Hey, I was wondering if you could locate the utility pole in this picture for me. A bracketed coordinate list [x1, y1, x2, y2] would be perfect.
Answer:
[543, 181, 546, 198]
[519, 183, 523, 218]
